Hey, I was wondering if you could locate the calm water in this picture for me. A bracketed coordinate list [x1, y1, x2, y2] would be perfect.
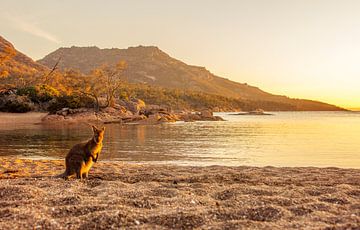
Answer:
[0, 112, 359, 168]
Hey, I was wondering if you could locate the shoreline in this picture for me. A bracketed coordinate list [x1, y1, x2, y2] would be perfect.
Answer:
[8, 156, 360, 170]
[0, 158, 359, 229]
[0, 112, 47, 124]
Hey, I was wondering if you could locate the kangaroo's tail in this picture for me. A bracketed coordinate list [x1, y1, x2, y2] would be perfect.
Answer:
[53, 171, 67, 179]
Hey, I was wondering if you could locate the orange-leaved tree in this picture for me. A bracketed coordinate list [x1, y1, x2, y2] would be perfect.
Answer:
[92, 60, 127, 108]
[66, 60, 127, 111]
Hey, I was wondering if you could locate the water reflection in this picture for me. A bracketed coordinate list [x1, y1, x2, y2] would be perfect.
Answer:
[0, 112, 359, 168]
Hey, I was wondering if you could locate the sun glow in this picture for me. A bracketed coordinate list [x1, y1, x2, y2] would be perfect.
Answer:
[1, 0, 359, 108]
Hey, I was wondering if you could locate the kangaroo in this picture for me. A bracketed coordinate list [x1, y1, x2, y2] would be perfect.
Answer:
[56, 125, 105, 179]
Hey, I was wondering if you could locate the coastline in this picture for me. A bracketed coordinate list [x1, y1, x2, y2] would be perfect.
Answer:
[0, 158, 359, 229]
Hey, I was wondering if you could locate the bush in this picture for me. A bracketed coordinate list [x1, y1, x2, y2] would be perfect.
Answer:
[17, 86, 37, 101]
[47, 94, 94, 113]
[119, 91, 129, 101]
[17, 84, 60, 103]
[0, 94, 34, 113]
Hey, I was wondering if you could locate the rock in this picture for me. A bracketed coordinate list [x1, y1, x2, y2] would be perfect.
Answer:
[213, 116, 225, 121]
[231, 109, 272, 116]
[97, 97, 108, 107]
[137, 114, 161, 124]
[122, 115, 147, 123]
[159, 116, 172, 122]
[123, 98, 146, 114]
[56, 108, 70, 116]
[124, 110, 133, 116]
[200, 110, 213, 118]
[144, 104, 162, 111]
[113, 104, 128, 113]
[70, 108, 89, 114]
[149, 113, 162, 121]
[67, 111, 98, 122]
[102, 107, 118, 115]
[178, 111, 224, 122]
[249, 109, 265, 115]
[0, 88, 16, 96]
[160, 114, 179, 122]
[179, 113, 201, 122]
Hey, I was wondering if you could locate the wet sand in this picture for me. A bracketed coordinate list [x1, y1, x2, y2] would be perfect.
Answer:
[0, 112, 47, 125]
[0, 158, 359, 229]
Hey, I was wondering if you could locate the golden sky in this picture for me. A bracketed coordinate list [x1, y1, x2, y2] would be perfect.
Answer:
[0, 0, 359, 108]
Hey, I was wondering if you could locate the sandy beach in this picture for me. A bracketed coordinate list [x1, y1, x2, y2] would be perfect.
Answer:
[0, 112, 47, 125]
[0, 158, 359, 229]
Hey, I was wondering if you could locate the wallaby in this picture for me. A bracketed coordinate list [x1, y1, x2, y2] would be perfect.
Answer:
[56, 125, 105, 179]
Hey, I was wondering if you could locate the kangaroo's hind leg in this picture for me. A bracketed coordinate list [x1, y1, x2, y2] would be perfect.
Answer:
[77, 161, 87, 180]
[76, 168, 83, 179]
[82, 171, 89, 179]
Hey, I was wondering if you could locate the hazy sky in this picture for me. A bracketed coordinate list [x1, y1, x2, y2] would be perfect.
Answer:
[1, 0, 359, 108]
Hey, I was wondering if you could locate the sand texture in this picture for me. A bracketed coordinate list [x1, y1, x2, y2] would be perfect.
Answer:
[0, 158, 359, 229]
[0, 112, 47, 125]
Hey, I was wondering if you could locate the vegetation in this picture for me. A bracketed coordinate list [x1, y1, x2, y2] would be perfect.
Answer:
[68, 61, 127, 111]
[0, 58, 317, 113]
[17, 85, 60, 103]
[0, 34, 345, 113]
[0, 44, 16, 78]
[118, 83, 296, 111]
[1, 59, 127, 112]
[0, 94, 34, 113]
[47, 94, 94, 113]
[0, 36, 346, 112]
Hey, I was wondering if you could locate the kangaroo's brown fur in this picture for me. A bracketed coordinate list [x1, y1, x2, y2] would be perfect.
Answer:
[56, 125, 105, 179]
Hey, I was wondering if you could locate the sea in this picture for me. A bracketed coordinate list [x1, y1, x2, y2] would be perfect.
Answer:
[0, 111, 359, 168]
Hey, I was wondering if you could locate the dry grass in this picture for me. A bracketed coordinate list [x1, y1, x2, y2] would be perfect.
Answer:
[0, 158, 359, 229]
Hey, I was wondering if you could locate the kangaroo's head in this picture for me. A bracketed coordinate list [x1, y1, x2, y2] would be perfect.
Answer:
[92, 125, 105, 143]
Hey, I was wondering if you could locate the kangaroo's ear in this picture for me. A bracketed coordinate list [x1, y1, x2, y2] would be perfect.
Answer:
[102, 127, 106, 131]
[92, 125, 98, 132]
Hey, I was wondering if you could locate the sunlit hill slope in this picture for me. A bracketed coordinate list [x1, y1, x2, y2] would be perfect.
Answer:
[38, 45, 345, 111]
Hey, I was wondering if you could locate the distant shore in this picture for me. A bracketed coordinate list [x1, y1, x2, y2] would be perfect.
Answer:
[349, 108, 360, 111]
[0, 157, 359, 229]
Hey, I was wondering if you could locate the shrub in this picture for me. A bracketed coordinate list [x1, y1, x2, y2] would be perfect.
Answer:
[119, 91, 129, 101]
[36, 84, 60, 102]
[17, 84, 60, 103]
[17, 86, 37, 101]
[0, 94, 34, 113]
[47, 94, 94, 113]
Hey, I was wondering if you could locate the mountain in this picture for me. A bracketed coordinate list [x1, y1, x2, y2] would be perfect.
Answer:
[38, 45, 344, 111]
[38, 46, 272, 100]
[0, 35, 48, 77]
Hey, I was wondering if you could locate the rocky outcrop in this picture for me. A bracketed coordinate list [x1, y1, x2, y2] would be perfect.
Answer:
[200, 110, 213, 118]
[230, 109, 273, 116]
[136, 112, 181, 125]
[42, 104, 223, 125]
[118, 98, 146, 114]
[41, 95, 225, 124]
[179, 110, 224, 122]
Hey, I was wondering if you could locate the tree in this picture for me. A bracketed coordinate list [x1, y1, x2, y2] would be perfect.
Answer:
[63, 69, 101, 111]
[68, 60, 127, 111]
[92, 60, 127, 107]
